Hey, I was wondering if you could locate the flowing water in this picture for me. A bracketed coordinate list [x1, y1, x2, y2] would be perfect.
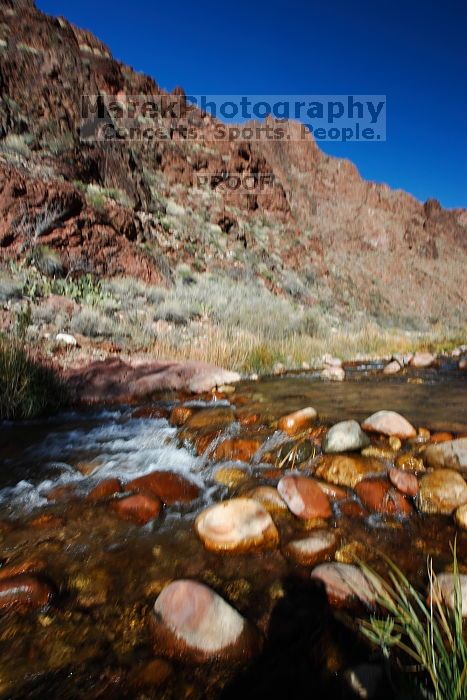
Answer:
[0, 361, 466, 698]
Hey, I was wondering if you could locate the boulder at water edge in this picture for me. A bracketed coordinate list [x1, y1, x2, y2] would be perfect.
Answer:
[321, 366, 345, 381]
[284, 530, 338, 566]
[315, 455, 385, 488]
[322, 420, 370, 453]
[195, 498, 279, 553]
[277, 475, 332, 520]
[150, 580, 262, 662]
[361, 411, 416, 439]
[311, 563, 378, 608]
[422, 439, 467, 472]
[416, 470, 467, 515]
[125, 471, 200, 504]
[410, 352, 435, 368]
[430, 573, 467, 617]
[277, 407, 318, 436]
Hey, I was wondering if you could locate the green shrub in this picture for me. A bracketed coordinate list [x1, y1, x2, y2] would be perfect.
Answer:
[0, 335, 66, 420]
[359, 546, 467, 700]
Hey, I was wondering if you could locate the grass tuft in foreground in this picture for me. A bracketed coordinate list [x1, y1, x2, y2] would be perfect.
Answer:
[359, 546, 467, 700]
[0, 334, 66, 421]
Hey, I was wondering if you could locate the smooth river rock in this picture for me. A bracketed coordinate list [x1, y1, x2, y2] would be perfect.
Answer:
[0, 575, 54, 611]
[454, 504, 467, 530]
[322, 420, 370, 453]
[315, 455, 386, 488]
[431, 573, 467, 617]
[388, 468, 419, 496]
[151, 580, 262, 662]
[245, 486, 288, 514]
[416, 470, 467, 515]
[277, 475, 332, 520]
[361, 411, 416, 439]
[125, 471, 200, 504]
[284, 531, 338, 565]
[111, 493, 162, 524]
[355, 479, 413, 516]
[195, 498, 279, 553]
[311, 563, 378, 608]
[422, 439, 467, 472]
[277, 407, 318, 436]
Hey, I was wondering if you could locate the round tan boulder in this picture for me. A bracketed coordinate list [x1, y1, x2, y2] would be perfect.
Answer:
[388, 468, 419, 497]
[283, 530, 338, 566]
[383, 360, 401, 375]
[245, 486, 288, 514]
[416, 470, 467, 515]
[361, 411, 416, 439]
[277, 407, 318, 436]
[214, 467, 249, 489]
[410, 352, 435, 368]
[422, 439, 467, 472]
[454, 504, 467, 530]
[194, 498, 279, 553]
[311, 563, 378, 608]
[150, 580, 262, 662]
[277, 475, 332, 520]
[315, 455, 385, 488]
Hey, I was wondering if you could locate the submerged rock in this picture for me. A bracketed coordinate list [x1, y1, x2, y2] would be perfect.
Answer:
[212, 438, 262, 462]
[195, 498, 279, 553]
[422, 439, 467, 472]
[322, 420, 370, 453]
[245, 486, 288, 513]
[0, 575, 54, 611]
[311, 563, 378, 608]
[87, 478, 122, 501]
[277, 407, 318, 435]
[431, 573, 467, 617]
[111, 493, 162, 524]
[277, 475, 332, 520]
[169, 405, 196, 426]
[283, 531, 338, 566]
[125, 471, 200, 504]
[388, 468, 419, 496]
[355, 479, 413, 516]
[315, 455, 385, 488]
[361, 411, 416, 439]
[150, 580, 262, 662]
[214, 467, 249, 488]
[395, 453, 425, 472]
[416, 469, 467, 515]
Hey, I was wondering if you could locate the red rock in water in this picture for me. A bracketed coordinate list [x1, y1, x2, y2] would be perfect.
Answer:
[212, 438, 262, 462]
[0, 575, 53, 611]
[0, 560, 46, 581]
[339, 500, 368, 518]
[430, 432, 454, 443]
[28, 514, 65, 529]
[389, 468, 419, 497]
[278, 407, 318, 436]
[132, 406, 169, 420]
[311, 563, 378, 608]
[150, 580, 262, 662]
[169, 406, 196, 426]
[87, 478, 123, 501]
[125, 471, 199, 504]
[355, 479, 413, 516]
[46, 483, 78, 502]
[277, 475, 332, 520]
[111, 493, 162, 525]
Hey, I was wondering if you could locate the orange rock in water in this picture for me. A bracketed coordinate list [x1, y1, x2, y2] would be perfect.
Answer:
[212, 438, 262, 462]
[0, 560, 46, 581]
[339, 500, 368, 518]
[125, 471, 199, 504]
[0, 575, 54, 611]
[278, 407, 318, 436]
[111, 493, 162, 525]
[278, 475, 332, 520]
[87, 478, 122, 501]
[169, 405, 196, 426]
[355, 479, 413, 516]
[430, 432, 454, 443]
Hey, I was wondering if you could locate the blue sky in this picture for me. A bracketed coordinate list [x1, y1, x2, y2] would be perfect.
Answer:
[37, 0, 467, 208]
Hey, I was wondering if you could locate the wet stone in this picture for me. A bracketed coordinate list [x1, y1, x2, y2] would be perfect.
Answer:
[277, 475, 332, 520]
[315, 455, 386, 488]
[322, 420, 370, 454]
[125, 471, 200, 504]
[355, 479, 413, 517]
[87, 478, 122, 501]
[416, 469, 467, 515]
[283, 530, 338, 566]
[389, 468, 419, 496]
[311, 563, 378, 608]
[0, 575, 54, 611]
[362, 411, 416, 439]
[277, 407, 318, 436]
[111, 493, 162, 525]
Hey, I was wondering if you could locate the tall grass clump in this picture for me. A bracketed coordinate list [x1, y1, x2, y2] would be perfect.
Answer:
[359, 546, 467, 700]
[0, 335, 66, 420]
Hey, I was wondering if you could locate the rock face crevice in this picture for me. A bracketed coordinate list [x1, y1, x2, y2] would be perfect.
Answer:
[0, 1, 465, 323]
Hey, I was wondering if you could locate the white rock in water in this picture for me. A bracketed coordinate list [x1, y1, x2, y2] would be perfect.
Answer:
[311, 563, 379, 607]
[323, 420, 370, 453]
[321, 366, 345, 382]
[410, 352, 435, 368]
[383, 360, 401, 375]
[55, 332, 77, 347]
[423, 439, 467, 472]
[284, 530, 338, 565]
[322, 354, 342, 367]
[195, 498, 279, 552]
[361, 410, 416, 438]
[151, 579, 261, 662]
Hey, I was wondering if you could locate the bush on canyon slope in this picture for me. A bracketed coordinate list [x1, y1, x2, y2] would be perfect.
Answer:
[0, 335, 66, 420]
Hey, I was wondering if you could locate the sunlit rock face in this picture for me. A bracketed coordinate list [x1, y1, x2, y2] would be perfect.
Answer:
[151, 580, 262, 662]
[277, 407, 318, 435]
[194, 498, 279, 553]
[361, 411, 416, 439]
